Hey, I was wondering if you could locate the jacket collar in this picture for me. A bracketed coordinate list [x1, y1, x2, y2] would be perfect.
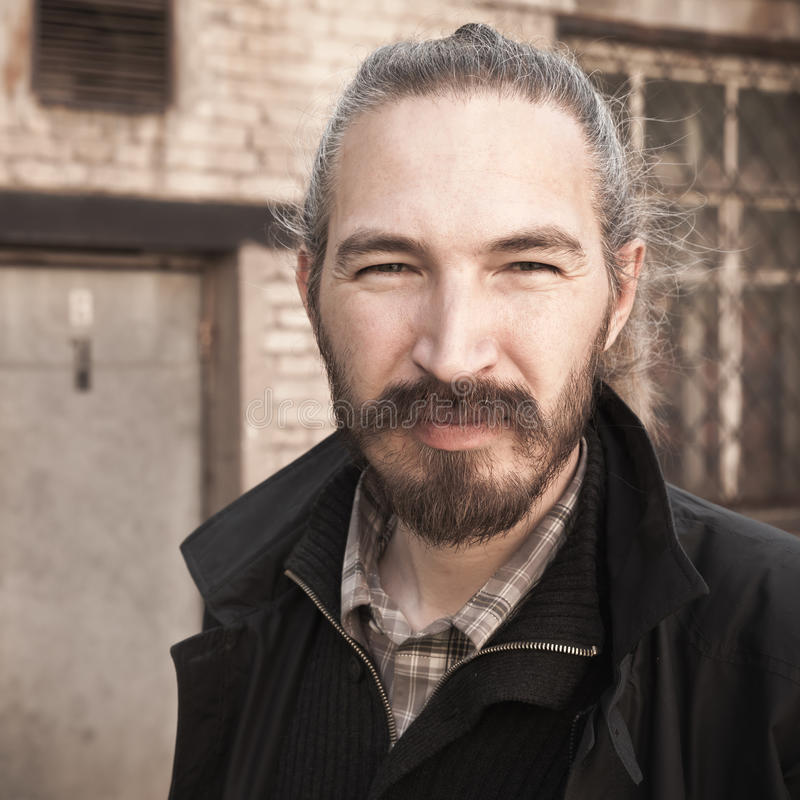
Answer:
[180, 385, 708, 658]
[179, 433, 355, 626]
[593, 385, 709, 659]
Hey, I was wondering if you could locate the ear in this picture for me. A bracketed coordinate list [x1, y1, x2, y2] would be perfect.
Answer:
[295, 248, 312, 316]
[604, 238, 645, 351]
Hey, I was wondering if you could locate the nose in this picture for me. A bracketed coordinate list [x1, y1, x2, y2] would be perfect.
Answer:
[410, 276, 499, 384]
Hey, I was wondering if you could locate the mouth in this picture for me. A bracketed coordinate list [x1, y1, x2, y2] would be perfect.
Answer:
[413, 418, 501, 451]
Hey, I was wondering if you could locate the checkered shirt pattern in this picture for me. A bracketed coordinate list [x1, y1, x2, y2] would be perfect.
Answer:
[340, 438, 587, 740]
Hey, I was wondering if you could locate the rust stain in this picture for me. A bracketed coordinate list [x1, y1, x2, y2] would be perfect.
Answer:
[4, 4, 31, 95]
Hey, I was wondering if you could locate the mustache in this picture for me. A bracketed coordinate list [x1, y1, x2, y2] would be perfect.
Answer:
[332, 374, 545, 435]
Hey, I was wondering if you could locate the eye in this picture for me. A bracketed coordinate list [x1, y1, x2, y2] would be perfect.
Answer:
[359, 263, 407, 275]
[508, 261, 559, 274]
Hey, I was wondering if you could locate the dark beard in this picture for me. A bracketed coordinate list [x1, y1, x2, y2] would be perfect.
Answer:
[314, 318, 605, 548]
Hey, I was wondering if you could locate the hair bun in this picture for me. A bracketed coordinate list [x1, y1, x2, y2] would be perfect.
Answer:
[451, 23, 501, 45]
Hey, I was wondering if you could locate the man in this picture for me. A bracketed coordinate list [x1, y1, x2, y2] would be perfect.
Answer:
[168, 25, 800, 799]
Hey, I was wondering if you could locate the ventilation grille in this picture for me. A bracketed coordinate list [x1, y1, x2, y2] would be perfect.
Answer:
[33, 0, 170, 113]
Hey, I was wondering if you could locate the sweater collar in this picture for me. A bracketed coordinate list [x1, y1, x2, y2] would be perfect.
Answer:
[284, 462, 362, 618]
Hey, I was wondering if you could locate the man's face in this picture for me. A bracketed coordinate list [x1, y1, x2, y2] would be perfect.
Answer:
[300, 94, 636, 546]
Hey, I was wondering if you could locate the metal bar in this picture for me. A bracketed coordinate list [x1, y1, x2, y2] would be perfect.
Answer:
[680, 295, 707, 492]
[718, 81, 743, 502]
[628, 69, 646, 152]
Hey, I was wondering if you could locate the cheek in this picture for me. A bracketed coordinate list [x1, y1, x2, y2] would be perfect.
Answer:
[320, 286, 416, 395]
[501, 288, 608, 392]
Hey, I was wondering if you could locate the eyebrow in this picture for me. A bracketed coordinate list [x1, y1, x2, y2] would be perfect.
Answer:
[335, 232, 427, 271]
[334, 225, 586, 270]
[486, 226, 586, 262]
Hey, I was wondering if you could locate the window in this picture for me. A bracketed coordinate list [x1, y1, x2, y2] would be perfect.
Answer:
[33, 0, 170, 113]
[563, 26, 800, 511]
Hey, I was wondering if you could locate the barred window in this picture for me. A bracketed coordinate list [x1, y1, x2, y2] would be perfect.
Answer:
[33, 0, 170, 113]
[564, 29, 800, 515]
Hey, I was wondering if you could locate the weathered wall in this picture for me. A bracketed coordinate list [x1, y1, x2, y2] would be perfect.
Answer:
[1, 0, 796, 203]
[571, 0, 800, 37]
[0, 0, 553, 203]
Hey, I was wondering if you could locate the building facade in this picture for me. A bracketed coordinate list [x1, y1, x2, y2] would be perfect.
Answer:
[1, 1, 798, 797]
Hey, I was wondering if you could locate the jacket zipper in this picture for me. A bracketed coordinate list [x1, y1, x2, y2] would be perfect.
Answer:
[285, 569, 399, 747]
[568, 704, 596, 770]
[287, 568, 600, 747]
[424, 640, 599, 709]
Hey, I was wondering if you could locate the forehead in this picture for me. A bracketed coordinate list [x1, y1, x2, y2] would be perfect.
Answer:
[328, 93, 603, 258]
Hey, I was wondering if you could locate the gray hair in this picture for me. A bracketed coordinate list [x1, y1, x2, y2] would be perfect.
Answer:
[288, 23, 670, 433]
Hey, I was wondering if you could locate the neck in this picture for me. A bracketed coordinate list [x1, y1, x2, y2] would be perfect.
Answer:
[378, 442, 581, 632]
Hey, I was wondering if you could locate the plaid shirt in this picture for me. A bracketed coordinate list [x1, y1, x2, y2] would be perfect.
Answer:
[340, 439, 587, 739]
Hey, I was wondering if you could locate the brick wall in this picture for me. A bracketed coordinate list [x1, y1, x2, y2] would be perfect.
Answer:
[1, 1, 794, 204]
[0, 0, 557, 203]
[237, 242, 333, 487]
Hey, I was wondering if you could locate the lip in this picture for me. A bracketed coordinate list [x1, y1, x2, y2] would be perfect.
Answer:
[414, 420, 500, 451]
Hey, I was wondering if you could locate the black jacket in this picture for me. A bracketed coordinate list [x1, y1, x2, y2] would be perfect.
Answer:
[168, 390, 800, 799]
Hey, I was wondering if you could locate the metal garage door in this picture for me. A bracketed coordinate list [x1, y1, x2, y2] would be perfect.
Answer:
[0, 266, 202, 799]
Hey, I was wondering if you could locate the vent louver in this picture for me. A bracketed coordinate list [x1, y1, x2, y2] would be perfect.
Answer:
[33, 0, 170, 113]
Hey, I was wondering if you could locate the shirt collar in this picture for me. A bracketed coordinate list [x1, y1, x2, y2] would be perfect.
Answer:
[341, 439, 587, 650]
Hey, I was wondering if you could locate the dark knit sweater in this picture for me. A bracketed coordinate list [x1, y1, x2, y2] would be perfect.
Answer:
[275, 428, 611, 799]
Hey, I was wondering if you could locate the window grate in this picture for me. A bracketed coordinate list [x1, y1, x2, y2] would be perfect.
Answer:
[33, 0, 170, 113]
[561, 29, 800, 512]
